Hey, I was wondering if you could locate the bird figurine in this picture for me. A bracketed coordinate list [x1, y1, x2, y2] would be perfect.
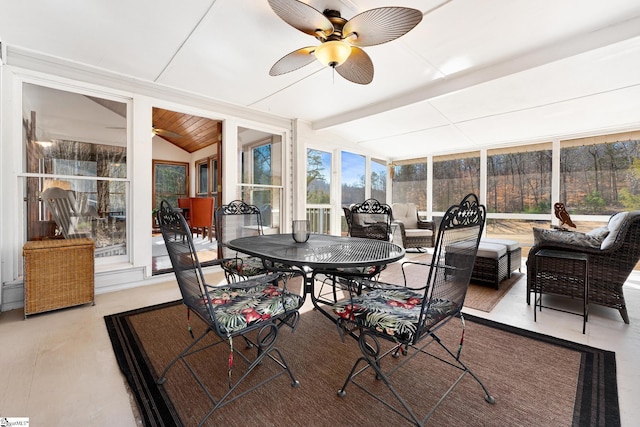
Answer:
[554, 202, 576, 229]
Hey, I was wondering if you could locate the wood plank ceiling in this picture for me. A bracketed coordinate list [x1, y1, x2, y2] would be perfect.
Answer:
[152, 107, 221, 153]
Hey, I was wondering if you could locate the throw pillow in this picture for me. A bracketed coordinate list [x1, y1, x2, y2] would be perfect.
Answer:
[586, 226, 610, 241]
[601, 212, 629, 250]
[532, 227, 604, 249]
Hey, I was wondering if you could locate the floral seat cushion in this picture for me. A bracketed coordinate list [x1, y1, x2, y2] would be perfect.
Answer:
[221, 256, 267, 277]
[198, 283, 303, 335]
[333, 287, 457, 342]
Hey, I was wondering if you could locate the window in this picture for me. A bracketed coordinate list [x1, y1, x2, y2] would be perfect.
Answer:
[238, 128, 283, 230]
[560, 132, 640, 215]
[22, 83, 129, 259]
[392, 160, 427, 209]
[341, 151, 365, 206]
[153, 161, 189, 209]
[371, 158, 387, 202]
[196, 155, 219, 206]
[433, 153, 480, 212]
[487, 144, 552, 214]
[306, 148, 332, 234]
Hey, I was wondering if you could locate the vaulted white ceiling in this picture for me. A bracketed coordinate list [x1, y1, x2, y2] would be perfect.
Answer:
[2, 0, 640, 160]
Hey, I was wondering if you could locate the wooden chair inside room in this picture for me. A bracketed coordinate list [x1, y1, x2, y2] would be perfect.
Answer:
[189, 197, 215, 242]
[177, 197, 191, 223]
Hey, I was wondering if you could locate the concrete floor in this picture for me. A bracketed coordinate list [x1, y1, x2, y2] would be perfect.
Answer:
[1, 263, 639, 426]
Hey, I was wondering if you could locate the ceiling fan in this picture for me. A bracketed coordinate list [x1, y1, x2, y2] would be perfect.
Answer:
[267, 0, 423, 85]
[105, 126, 184, 139]
[152, 126, 183, 138]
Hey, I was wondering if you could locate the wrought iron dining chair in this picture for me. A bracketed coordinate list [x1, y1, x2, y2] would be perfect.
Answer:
[155, 200, 302, 426]
[349, 198, 393, 241]
[343, 206, 353, 236]
[332, 194, 495, 425]
[215, 200, 271, 283]
[315, 200, 393, 305]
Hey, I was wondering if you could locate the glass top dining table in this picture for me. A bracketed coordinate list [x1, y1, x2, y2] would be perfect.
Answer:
[227, 233, 405, 319]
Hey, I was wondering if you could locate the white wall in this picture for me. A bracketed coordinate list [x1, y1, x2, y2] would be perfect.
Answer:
[0, 52, 293, 311]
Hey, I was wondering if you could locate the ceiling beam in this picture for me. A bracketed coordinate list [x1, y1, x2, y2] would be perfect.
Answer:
[312, 14, 640, 130]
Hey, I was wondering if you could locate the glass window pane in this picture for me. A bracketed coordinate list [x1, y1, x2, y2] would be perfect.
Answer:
[239, 129, 282, 186]
[392, 161, 427, 209]
[153, 162, 188, 209]
[487, 145, 552, 213]
[306, 148, 332, 234]
[306, 149, 331, 204]
[198, 162, 209, 194]
[237, 128, 283, 231]
[341, 151, 365, 205]
[23, 83, 129, 260]
[371, 158, 387, 202]
[433, 154, 480, 211]
[560, 137, 640, 215]
[253, 144, 272, 185]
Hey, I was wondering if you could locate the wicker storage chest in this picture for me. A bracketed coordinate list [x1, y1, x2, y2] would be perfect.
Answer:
[23, 238, 95, 317]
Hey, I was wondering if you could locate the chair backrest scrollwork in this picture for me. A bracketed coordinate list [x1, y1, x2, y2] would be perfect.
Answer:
[416, 193, 485, 340]
[349, 198, 392, 241]
[215, 200, 264, 260]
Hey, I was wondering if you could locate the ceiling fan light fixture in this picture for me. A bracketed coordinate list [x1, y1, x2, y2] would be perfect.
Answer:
[314, 40, 351, 68]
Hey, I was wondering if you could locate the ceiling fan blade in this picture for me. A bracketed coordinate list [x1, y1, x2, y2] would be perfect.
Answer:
[153, 128, 183, 138]
[267, 0, 333, 38]
[336, 47, 374, 85]
[343, 7, 423, 47]
[269, 46, 317, 76]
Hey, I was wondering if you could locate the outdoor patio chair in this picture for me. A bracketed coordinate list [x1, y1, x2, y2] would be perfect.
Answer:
[332, 194, 495, 425]
[391, 202, 435, 250]
[215, 200, 271, 283]
[527, 210, 640, 324]
[155, 200, 303, 426]
[42, 186, 93, 239]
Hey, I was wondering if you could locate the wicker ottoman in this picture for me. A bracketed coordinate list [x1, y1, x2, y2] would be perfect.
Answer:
[480, 238, 522, 278]
[471, 242, 509, 289]
[23, 238, 95, 318]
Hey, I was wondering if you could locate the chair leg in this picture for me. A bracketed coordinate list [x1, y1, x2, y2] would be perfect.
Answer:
[338, 327, 495, 426]
[620, 307, 630, 324]
[156, 326, 214, 385]
[157, 322, 299, 427]
[199, 323, 299, 426]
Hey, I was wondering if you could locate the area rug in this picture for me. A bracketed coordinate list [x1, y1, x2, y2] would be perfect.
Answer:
[105, 301, 619, 427]
[378, 254, 523, 312]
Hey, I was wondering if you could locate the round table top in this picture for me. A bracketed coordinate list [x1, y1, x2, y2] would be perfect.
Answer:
[227, 233, 405, 270]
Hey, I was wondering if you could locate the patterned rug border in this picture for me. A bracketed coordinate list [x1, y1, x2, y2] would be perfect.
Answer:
[105, 300, 620, 427]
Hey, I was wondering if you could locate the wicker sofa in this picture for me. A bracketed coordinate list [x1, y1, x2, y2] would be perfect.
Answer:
[391, 203, 435, 249]
[526, 210, 640, 324]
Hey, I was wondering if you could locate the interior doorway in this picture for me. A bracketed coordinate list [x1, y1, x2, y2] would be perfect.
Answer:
[151, 107, 222, 275]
